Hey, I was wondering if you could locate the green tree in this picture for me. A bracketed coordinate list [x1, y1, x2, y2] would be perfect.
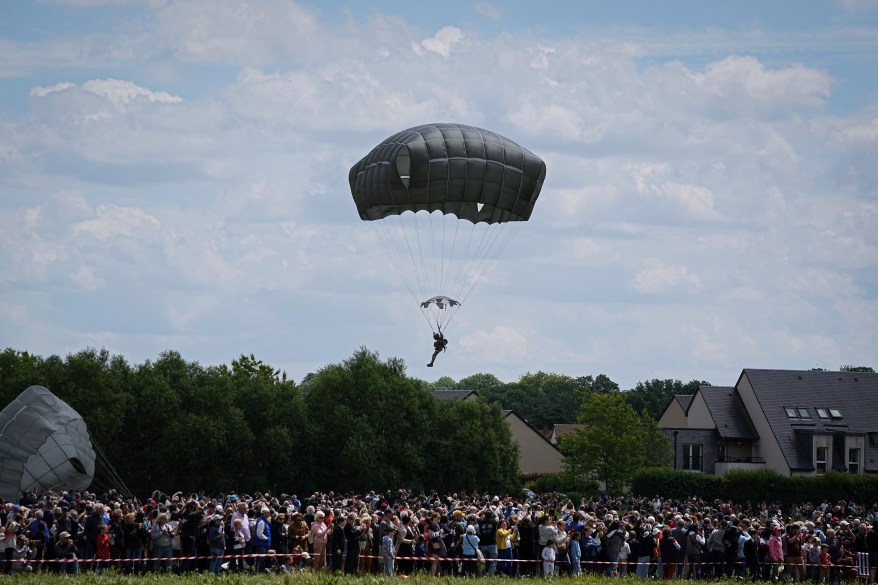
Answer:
[580, 374, 620, 394]
[840, 365, 874, 372]
[521, 372, 582, 427]
[426, 398, 519, 493]
[467, 371, 597, 428]
[302, 348, 437, 491]
[454, 372, 505, 394]
[429, 376, 457, 390]
[559, 392, 671, 493]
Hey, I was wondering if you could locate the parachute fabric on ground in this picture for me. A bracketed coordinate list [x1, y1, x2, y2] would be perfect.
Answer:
[349, 123, 546, 332]
[0, 385, 96, 501]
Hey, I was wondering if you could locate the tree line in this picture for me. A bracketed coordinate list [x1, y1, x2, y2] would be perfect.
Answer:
[5, 346, 866, 498]
[0, 347, 519, 497]
[429, 372, 710, 426]
[0, 346, 704, 498]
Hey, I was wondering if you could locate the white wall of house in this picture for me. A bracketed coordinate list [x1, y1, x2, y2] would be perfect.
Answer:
[505, 413, 564, 475]
[736, 374, 791, 475]
[686, 392, 716, 429]
[845, 435, 865, 474]
[659, 400, 688, 428]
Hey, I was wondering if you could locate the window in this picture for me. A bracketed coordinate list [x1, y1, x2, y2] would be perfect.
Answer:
[682, 444, 703, 471]
[816, 408, 830, 419]
[784, 407, 798, 418]
[797, 407, 811, 418]
[829, 408, 843, 419]
[848, 448, 860, 474]
[815, 446, 828, 475]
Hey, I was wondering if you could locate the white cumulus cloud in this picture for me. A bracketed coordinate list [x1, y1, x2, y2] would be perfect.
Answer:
[417, 26, 463, 59]
[632, 258, 703, 294]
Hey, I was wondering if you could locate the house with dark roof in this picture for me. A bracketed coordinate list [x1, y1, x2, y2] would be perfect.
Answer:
[544, 423, 586, 446]
[431, 389, 478, 401]
[658, 394, 694, 429]
[658, 369, 878, 476]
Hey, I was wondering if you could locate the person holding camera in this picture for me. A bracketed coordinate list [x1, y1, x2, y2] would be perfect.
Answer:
[54, 531, 78, 575]
[208, 514, 226, 575]
[150, 514, 174, 573]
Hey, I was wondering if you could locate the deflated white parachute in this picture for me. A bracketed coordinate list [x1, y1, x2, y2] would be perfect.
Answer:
[0, 385, 95, 502]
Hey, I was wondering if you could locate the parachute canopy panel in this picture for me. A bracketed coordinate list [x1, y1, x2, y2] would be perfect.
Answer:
[349, 123, 546, 225]
[420, 295, 460, 310]
[0, 385, 95, 501]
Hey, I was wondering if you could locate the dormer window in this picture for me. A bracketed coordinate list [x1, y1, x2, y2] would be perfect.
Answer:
[785, 406, 811, 419]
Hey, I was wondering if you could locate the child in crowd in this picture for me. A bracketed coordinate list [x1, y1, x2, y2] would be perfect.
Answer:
[569, 530, 582, 575]
[818, 543, 831, 583]
[95, 524, 111, 573]
[542, 537, 557, 577]
[290, 547, 312, 572]
[382, 525, 397, 576]
[619, 530, 631, 577]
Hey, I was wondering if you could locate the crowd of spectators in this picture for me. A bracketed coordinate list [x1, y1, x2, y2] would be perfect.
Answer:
[2, 488, 878, 581]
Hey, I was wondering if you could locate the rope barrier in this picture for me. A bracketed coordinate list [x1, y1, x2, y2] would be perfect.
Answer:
[5, 549, 870, 569]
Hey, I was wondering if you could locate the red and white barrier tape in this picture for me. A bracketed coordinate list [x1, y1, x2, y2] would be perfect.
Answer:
[6, 550, 868, 570]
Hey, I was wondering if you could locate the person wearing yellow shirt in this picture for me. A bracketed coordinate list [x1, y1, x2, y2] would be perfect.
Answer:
[496, 519, 514, 577]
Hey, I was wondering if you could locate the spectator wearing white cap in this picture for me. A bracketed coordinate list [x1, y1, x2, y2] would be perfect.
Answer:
[54, 531, 78, 575]
[461, 524, 481, 576]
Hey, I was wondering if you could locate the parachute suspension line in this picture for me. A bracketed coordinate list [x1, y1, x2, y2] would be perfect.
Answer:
[461, 221, 520, 304]
[87, 477, 115, 497]
[410, 210, 431, 301]
[443, 221, 522, 331]
[458, 222, 521, 305]
[392, 211, 430, 300]
[372, 223, 413, 303]
[89, 431, 133, 497]
[439, 211, 449, 296]
[445, 217, 479, 304]
[373, 217, 424, 304]
[375, 219, 439, 335]
[443, 216, 462, 296]
[90, 435, 131, 497]
[450, 219, 495, 302]
[437, 129, 452, 302]
[414, 149, 435, 302]
[427, 207, 434, 293]
[373, 213, 441, 335]
[384, 180, 430, 302]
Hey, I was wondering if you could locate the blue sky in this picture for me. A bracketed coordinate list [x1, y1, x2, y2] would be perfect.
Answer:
[1, 0, 876, 390]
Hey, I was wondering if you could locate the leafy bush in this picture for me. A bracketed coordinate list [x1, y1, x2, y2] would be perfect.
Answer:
[630, 468, 722, 500]
[631, 468, 878, 507]
[521, 472, 599, 497]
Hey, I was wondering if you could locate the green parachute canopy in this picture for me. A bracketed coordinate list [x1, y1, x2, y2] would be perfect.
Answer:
[349, 123, 546, 333]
